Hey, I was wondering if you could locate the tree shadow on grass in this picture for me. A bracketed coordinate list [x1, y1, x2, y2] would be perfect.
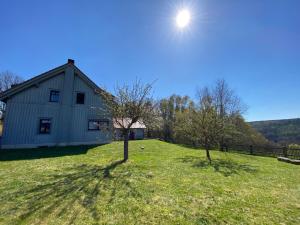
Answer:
[0, 145, 102, 161]
[178, 156, 257, 177]
[0, 160, 141, 224]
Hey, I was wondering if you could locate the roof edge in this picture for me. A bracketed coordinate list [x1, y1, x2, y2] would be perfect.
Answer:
[74, 66, 114, 98]
[0, 63, 68, 102]
[0, 61, 113, 102]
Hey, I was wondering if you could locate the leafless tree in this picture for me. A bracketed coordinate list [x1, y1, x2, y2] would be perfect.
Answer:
[196, 87, 223, 162]
[174, 88, 222, 163]
[101, 80, 156, 162]
[212, 79, 246, 150]
[213, 79, 245, 116]
[0, 71, 23, 92]
[0, 71, 24, 116]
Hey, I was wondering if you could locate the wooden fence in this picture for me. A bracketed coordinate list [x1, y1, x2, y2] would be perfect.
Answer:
[224, 145, 300, 159]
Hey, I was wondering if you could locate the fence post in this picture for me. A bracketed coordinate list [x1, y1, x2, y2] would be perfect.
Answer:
[250, 145, 253, 155]
[225, 144, 228, 152]
[220, 143, 225, 152]
[283, 146, 288, 158]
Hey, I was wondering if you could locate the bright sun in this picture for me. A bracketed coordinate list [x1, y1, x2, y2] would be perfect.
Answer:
[176, 9, 191, 28]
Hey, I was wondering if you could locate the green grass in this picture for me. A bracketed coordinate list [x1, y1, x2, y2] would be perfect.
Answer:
[0, 140, 299, 225]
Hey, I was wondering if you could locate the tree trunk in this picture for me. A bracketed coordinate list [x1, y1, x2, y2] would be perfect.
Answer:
[206, 148, 212, 163]
[123, 130, 129, 162]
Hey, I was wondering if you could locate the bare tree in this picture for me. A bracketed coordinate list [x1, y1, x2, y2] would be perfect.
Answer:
[0, 71, 24, 92]
[174, 88, 222, 163]
[0, 71, 24, 117]
[212, 79, 246, 150]
[196, 87, 222, 162]
[101, 80, 156, 162]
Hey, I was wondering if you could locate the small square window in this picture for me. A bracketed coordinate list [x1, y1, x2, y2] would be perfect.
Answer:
[49, 90, 60, 102]
[76, 92, 85, 104]
[39, 119, 51, 134]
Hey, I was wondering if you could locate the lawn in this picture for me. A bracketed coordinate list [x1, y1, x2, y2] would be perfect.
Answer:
[0, 140, 299, 225]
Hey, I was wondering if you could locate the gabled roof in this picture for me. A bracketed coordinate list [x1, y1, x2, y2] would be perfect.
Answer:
[0, 60, 109, 102]
[113, 118, 146, 129]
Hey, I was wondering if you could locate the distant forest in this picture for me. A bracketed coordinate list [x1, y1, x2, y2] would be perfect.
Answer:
[249, 118, 300, 145]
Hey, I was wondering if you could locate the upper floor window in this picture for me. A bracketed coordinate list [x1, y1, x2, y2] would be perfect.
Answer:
[76, 92, 85, 104]
[49, 90, 60, 102]
[39, 118, 51, 134]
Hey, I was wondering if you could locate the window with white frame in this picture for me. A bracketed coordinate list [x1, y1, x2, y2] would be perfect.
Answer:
[88, 120, 109, 131]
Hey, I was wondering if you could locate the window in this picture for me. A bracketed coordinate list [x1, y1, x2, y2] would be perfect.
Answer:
[76, 92, 85, 104]
[88, 120, 109, 131]
[39, 119, 51, 134]
[49, 90, 60, 102]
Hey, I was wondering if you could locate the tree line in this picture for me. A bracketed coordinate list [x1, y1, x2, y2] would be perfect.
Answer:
[148, 79, 270, 162]
[102, 79, 270, 162]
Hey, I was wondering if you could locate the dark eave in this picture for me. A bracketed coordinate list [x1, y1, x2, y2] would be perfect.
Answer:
[0, 60, 113, 102]
[0, 63, 68, 102]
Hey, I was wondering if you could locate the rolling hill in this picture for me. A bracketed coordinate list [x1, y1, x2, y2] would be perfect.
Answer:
[249, 118, 300, 144]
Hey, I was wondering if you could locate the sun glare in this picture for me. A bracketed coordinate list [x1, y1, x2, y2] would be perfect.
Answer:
[176, 9, 191, 28]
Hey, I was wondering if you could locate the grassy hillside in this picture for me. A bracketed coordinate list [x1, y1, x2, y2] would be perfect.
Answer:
[0, 140, 299, 224]
[250, 118, 300, 144]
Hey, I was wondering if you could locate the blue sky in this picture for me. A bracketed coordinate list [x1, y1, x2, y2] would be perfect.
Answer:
[0, 0, 299, 121]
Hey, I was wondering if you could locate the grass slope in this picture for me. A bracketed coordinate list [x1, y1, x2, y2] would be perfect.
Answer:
[0, 140, 299, 225]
